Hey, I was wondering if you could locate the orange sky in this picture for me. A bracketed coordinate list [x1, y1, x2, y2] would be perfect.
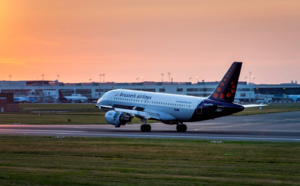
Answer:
[1, 0, 300, 84]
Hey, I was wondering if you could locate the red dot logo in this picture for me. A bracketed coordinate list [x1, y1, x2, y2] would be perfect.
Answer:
[232, 85, 236, 88]
[220, 82, 224, 86]
[220, 93, 225, 99]
[227, 92, 231, 97]
[224, 78, 227, 82]
[231, 82, 234, 85]
[217, 87, 222, 92]
[213, 93, 219, 98]
[226, 75, 229, 77]
[231, 89, 236, 93]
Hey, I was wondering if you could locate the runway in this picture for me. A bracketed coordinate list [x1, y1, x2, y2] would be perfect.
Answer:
[1, 111, 300, 142]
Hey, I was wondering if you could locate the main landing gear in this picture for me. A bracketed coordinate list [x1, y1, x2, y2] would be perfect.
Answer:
[141, 124, 151, 132]
[176, 123, 187, 132]
[140, 118, 151, 132]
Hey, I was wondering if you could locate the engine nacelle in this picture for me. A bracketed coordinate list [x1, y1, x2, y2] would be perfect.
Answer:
[105, 110, 132, 127]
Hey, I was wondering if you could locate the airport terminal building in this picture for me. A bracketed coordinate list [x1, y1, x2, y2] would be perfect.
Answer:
[0, 80, 299, 103]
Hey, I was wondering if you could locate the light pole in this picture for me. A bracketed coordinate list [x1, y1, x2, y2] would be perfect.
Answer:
[249, 71, 252, 84]
[161, 73, 164, 83]
[251, 76, 255, 84]
[195, 76, 199, 83]
[42, 74, 44, 86]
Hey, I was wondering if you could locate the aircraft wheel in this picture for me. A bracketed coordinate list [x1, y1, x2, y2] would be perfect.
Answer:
[176, 124, 187, 132]
[141, 124, 151, 132]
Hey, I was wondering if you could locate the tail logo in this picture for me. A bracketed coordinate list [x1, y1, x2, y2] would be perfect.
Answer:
[209, 62, 242, 103]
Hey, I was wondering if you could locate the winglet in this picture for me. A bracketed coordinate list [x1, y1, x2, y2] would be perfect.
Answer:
[208, 62, 242, 103]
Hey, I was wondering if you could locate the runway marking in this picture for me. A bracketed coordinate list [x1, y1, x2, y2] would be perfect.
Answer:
[81, 133, 300, 142]
[0, 129, 84, 133]
[0, 130, 299, 142]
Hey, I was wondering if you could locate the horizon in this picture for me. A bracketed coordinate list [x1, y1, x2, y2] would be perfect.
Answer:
[0, 79, 298, 86]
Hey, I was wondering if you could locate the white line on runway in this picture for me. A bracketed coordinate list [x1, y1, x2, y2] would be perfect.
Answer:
[79, 133, 300, 142]
[0, 129, 84, 133]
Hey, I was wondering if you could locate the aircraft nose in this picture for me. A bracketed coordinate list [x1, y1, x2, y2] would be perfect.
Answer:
[95, 98, 102, 108]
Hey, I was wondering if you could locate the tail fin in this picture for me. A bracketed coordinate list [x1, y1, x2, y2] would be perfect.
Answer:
[209, 62, 242, 103]
[58, 90, 65, 98]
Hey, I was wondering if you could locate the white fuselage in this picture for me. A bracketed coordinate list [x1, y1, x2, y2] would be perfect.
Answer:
[65, 96, 88, 102]
[97, 89, 204, 121]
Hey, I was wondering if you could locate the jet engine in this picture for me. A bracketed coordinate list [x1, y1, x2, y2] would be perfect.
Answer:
[105, 110, 132, 127]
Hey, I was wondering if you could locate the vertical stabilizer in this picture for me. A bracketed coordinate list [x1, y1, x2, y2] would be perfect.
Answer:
[58, 90, 68, 102]
[208, 62, 242, 103]
[58, 90, 65, 99]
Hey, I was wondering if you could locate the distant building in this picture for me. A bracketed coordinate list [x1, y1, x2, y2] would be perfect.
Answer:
[1, 80, 300, 103]
[255, 83, 300, 101]
[0, 93, 19, 112]
[0, 80, 255, 103]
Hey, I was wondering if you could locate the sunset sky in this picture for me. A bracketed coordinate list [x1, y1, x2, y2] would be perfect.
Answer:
[1, 0, 299, 84]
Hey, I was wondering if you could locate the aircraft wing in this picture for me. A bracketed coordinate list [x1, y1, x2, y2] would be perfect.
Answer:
[242, 104, 268, 108]
[114, 108, 161, 120]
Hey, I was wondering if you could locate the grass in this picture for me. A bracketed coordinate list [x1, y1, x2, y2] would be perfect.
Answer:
[235, 103, 300, 115]
[0, 103, 300, 124]
[0, 104, 142, 124]
[0, 136, 299, 185]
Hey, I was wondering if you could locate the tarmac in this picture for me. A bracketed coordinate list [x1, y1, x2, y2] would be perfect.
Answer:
[0, 111, 300, 142]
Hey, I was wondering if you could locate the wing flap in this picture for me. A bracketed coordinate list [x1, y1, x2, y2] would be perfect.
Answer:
[243, 104, 267, 108]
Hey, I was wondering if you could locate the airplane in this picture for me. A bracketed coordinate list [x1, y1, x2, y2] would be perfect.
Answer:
[96, 62, 254, 132]
[14, 96, 36, 103]
[58, 90, 88, 103]
[287, 95, 300, 101]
